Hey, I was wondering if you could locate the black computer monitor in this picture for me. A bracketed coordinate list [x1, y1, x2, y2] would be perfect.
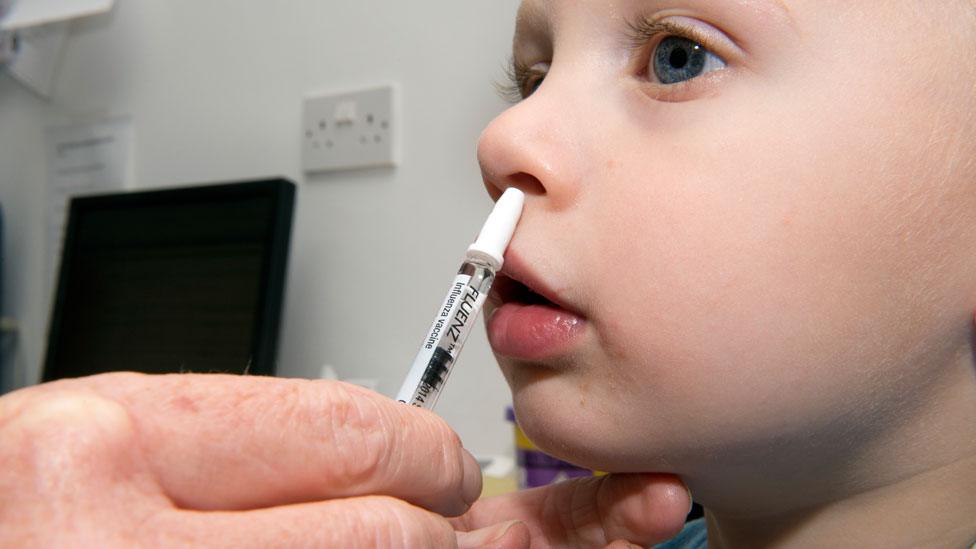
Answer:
[42, 178, 295, 381]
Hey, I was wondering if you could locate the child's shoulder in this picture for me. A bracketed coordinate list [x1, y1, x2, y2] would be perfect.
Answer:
[653, 518, 707, 549]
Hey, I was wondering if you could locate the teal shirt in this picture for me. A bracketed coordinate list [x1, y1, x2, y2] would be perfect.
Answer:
[653, 518, 976, 548]
[654, 518, 707, 549]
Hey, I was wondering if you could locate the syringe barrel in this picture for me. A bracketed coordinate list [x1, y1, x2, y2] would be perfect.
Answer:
[395, 257, 496, 409]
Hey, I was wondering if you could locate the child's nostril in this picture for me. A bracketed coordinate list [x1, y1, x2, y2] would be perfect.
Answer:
[508, 172, 547, 197]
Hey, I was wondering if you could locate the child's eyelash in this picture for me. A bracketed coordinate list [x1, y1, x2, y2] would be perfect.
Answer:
[624, 16, 715, 55]
[496, 56, 540, 104]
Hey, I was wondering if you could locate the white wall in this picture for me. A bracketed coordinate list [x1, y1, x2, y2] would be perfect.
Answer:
[0, 0, 522, 457]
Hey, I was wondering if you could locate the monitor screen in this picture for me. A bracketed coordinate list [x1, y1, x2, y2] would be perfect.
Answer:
[43, 178, 295, 381]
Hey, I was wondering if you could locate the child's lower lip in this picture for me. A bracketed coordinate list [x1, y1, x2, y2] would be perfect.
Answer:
[487, 302, 585, 360]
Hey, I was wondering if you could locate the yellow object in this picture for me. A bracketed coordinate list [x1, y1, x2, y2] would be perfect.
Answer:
[514, 424, 539, 450]
[481, 474, 519, 497]
[512, 416, 607, 480]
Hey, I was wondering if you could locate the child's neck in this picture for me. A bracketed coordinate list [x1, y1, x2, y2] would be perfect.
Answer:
[690, 355, 976, 548]
[704, 454, 976, 548]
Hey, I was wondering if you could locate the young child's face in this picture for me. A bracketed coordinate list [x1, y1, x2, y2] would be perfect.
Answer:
[480, 0, 976, 478]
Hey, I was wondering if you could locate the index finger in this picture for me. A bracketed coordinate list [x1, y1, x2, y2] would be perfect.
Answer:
[40, 372, 482, 516]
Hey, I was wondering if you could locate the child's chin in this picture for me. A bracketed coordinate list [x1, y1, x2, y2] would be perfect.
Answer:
[511, 389, 672, 473]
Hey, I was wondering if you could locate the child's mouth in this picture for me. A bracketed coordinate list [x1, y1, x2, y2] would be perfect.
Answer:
[492, 274, 556, 307]
[487, 268, 585, 361]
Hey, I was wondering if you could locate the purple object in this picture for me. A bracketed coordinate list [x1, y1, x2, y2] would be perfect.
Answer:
[507, 407, 594, 489]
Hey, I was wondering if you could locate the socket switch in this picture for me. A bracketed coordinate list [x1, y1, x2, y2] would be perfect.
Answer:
[302, 84, 397, 173]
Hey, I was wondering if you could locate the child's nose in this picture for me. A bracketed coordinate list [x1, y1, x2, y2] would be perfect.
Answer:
[476, 90, 583, 210]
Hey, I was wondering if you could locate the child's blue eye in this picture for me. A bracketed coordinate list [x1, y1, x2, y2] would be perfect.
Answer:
[652, 36, 726, 84]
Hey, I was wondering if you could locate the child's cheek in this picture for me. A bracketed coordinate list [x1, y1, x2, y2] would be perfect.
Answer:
[569, 50, 975, 468]
[504, 1, 976, 472]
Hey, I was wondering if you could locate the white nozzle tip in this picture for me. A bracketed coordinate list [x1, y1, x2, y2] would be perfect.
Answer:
[467, 188, 524, 268]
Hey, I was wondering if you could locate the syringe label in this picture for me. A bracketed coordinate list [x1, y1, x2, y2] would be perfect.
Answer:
[396, 273, 472, 404]
[424, 275, 470, 349]
[398, 271, 489, 407]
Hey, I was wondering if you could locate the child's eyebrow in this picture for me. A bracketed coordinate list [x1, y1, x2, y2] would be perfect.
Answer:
[707, 0, 796, 28]
[512, 0, 549, 49]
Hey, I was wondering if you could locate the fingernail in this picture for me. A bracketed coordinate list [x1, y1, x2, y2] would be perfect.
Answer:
[457, 520, 520, 549]
[686, 484, 694, 514]
[461, 449, 483, 506]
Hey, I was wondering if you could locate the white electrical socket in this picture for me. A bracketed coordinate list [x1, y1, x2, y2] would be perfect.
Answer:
[302, 84, 397, 173]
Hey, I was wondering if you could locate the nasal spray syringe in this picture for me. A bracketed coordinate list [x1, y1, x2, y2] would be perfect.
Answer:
[396, 188, 525, 410]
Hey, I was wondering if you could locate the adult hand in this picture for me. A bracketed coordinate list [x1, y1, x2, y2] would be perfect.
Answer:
[0, 373, 689, 547]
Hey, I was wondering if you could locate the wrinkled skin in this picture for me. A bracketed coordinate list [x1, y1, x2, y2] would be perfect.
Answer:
[0, 373, 690, 548]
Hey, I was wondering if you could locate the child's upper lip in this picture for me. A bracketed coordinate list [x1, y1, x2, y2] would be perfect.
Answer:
[498, 248, 584, 317]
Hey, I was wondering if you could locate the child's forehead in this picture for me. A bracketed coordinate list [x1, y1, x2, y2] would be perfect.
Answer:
[513, 1, 975, 46]
[513, 0, 798, 53]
